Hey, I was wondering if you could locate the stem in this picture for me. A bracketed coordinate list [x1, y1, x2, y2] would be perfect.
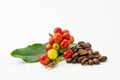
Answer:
[49, 33, 53, 37]
[46, 56, 63, 68]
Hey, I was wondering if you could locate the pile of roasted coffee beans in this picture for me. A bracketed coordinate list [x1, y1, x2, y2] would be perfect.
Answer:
[66, 41, 107, 65]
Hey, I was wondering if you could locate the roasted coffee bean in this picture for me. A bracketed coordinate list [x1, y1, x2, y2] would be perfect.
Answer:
[94, 54, 101, 58]
[79, 50, 88, 56]
[93, 51, 99, 55]
[68, 41, 107, 65]
[88, 59, 94, 65]
[99, 56, 107, 62]
[81, 43, 91, 48]
[78, 41, 85, 44]
[77, 46, 83, 50]
[73, 48, 78, 53]
[77, 56, 86, 63]
[87, 50, 94, 55]
[79, 49, 84, 52]
[71, 58, 77, 63]
[85, 48, 92, 51]
[71, 57, 78, 63]
[93, 58, 100, 64]
[76, 45, 82, 49]
[88, 54, 95, 59]
[72, 52, 79, 58]
[66, 58, 72, 63]
[80, 43, 86, 49]
[81, 58, 89, 65]
[85, 42, 91, 48]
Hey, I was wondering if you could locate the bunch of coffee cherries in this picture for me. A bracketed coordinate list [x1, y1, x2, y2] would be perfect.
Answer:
[39, 27, 74, 66]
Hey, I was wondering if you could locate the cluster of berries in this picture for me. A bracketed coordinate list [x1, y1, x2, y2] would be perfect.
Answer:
[39, 27, 74, 66]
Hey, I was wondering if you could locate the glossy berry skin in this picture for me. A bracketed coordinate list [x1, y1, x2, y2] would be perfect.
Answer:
[49, 37, 55, 45]
[60, 39, 70, 48]
[46, 44, 52, 51]
[47, 49, 58, 60]
[54, 27, 62, 34]
[62, 29, 69, 34]
[63, 32, 70, 40]
[39, 54, 50, 65]
[63, 50, 73, 59]
[53, 33, 63, 43]
[52, 43, 60, 50]
[70, 36, 74, 43]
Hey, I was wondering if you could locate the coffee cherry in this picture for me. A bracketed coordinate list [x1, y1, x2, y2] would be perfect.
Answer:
[49, 37, 55, 45]
[54, 27, 62, 34]
[63, 50, 73, 59]
[52, 43, 60, 50]
[39, 54, 50, 65]
[60, 39, 70, 48]
[46, 44, 52, 51]
[53, 33, 63, 43]
[47, 49, 58, 60]
[62, 29, 69, 34]
[70, 36, 74, 43]
[63, 32, 70, 40]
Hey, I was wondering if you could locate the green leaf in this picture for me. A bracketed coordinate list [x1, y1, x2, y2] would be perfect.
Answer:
[70, 43, 77, 48]
[11, 43, 47, 63]
[11, 43, 76, 63]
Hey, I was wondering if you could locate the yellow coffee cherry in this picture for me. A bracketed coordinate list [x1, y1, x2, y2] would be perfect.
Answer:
[47, 49, 58, 60]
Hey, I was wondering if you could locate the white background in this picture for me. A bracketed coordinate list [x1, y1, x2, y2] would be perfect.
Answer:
[0, 0, 120, 80]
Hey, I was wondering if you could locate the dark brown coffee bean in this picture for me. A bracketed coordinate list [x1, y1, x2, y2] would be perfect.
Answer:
[93, 58, 100, 64]
[79, 49, 84, 52]
[76, 45, 82, 49]
[73, 48, 78, 53]
[93, 51, 100, 55]
[88, 54, 95, 59]
[77, 56, 86, 63]
[88, 59, 94, 65]
[72, 52, 79, 58]
[76, 44, 80, 48]
[82, 43, 91, 49]
[87, 49, 94, 55]
[81, 58, 89, 65]
[94, 54, 101, 58]
[71, 57, 78, 63]
[71, 58, 77, 63]
[80, 50, 88, 56]
[79, 49, 84, 53]
[69, 41, 108, 66]
[80, 43, 86, 49]
[66, 58, 72, 63]
[85, 48, 92, 51]
[75, 56, 79, 62]
[85, 42, 91, 48]
[78, 41, 85, 44]
[76, 52, 81, 55]
[99, 56, 107, 62]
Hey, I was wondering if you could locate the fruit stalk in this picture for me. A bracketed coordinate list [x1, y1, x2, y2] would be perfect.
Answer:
[49, 33, 53, 37]
[45, 55, 63, 68]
